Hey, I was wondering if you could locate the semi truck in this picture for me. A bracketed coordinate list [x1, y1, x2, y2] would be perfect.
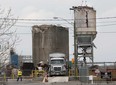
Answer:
[48, 52, 68, 76]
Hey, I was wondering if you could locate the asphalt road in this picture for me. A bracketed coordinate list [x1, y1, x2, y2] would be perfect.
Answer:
[5, 81, 116, 85]
[1, 77, 116, 85]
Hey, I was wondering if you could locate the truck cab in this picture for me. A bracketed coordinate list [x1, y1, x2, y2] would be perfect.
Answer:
[48, 53, 67, 76]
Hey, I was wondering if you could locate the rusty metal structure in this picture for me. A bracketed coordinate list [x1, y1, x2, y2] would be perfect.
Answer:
[32, 25, 69, 66]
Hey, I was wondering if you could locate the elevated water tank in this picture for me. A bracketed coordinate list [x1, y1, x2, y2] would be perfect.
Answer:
[32, 25, 69, 66]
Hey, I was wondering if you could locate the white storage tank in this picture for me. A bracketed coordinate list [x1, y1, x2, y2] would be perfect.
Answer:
[73, 6, 97, 45]
[74, 6, 96, 34]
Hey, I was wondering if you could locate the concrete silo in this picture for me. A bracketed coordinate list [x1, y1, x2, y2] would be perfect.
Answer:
[71, 5, 97, 82]
[71, 6, 97, 64]
[32, 25, 69, 66]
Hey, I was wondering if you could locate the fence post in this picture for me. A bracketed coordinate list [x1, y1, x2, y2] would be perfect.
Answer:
[12, 73, 14, 79]
[3, 73, 6, 81]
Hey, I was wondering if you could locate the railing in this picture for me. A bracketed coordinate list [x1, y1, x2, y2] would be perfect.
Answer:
[69, 68, 78, 76]
[31, 70, 45, 77]
[68, 62, 116, 82]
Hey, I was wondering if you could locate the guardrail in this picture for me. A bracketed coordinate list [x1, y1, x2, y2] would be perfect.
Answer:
[31, 70, 45, 77]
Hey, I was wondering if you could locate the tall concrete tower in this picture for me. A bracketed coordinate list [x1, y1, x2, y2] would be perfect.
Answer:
[72, 6, 97, 65]
[32, 25, 69, 66]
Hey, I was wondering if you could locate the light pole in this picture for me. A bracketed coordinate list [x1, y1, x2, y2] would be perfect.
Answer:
[53, 17, 73, 26]
[53, 17, 77, 76]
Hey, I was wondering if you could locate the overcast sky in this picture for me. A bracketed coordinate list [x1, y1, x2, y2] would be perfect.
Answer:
[1, 0, 116, 62]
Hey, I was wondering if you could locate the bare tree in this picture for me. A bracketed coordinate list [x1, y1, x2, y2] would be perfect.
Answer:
[0, 8, 19, 67]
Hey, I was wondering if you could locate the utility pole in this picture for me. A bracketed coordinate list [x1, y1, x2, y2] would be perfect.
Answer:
[70, 7, 78, 76]
[74, 21, 78, 76]
[53, 15, 78, 76]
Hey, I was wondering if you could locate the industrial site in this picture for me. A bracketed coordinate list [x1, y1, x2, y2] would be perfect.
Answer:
[0, 0, 116, 85]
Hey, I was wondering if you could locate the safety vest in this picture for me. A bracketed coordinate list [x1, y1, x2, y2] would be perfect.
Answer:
[18, 70, 22, 76]
[71, 58, 74, 64]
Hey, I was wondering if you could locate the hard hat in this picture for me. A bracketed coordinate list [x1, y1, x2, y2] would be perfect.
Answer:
[40, 61, 43, 64]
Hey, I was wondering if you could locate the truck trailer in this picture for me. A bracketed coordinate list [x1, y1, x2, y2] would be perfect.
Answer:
[48, 52, 68, 76]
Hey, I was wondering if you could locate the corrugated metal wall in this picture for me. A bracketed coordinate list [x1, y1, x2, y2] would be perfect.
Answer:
[32, 25, 69, 66]
[10, 54, 19, 68]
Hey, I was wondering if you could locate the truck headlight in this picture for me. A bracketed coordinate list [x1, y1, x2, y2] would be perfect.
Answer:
[51, 66, 54, 71]
[62, 66, 66, 71]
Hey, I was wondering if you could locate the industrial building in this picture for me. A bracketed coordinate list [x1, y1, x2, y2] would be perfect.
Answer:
[32, 25, 69, 66]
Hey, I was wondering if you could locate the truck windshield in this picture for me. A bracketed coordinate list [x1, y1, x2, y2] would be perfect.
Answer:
[51, 60, 64, 64]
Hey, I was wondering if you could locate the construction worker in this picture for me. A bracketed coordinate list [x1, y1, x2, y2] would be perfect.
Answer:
[71, 58, 74, 64]
[17, 69, 22, 81]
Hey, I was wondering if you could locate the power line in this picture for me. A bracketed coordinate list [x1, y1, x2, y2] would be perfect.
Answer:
[14, 32, 116, 35]
[97, 20, 116, 23]
[1, 20, 114, 26]
[13, 23, 116, 28]
[1, 16, 116, 21]
[97, 23, 116, 27]
[1, 16, 116, 31]
[98, 32, 116, 33]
